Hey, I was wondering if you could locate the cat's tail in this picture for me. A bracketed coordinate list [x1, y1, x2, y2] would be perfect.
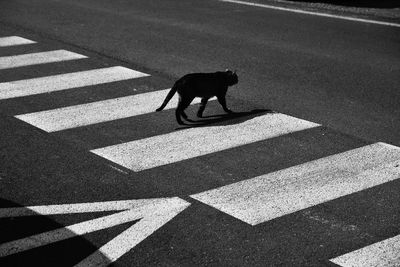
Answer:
[155, 85, 178, 112]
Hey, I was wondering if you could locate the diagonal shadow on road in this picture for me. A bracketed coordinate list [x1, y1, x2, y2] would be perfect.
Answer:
[175, 108, 275, 130]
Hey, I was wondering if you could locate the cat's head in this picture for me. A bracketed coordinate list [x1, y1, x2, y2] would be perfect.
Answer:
[225, 69, 238, 86]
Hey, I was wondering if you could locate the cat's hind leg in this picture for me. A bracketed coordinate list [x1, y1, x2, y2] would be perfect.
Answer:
[175, 96, 194, 125]
[175, 107, 185, 125]
[197, 97, 209, 118]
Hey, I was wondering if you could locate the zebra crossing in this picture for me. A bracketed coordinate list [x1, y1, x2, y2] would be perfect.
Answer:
[191, 142, 400, 226]
[15, 89, 205, 132]
[0, 50, 87, 70]
[330, 234, 400, 266]
[91, 113, 319, 171]
[0, 66, 148, 100]
[1, 35, 400, 266]
[0, 36, 36, 47]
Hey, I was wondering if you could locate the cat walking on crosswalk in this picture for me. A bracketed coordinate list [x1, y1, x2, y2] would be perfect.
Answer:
[156, 69, 238, 125]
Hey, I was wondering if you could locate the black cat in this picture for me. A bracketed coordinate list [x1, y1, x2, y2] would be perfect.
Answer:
[156, 69, 238, 124]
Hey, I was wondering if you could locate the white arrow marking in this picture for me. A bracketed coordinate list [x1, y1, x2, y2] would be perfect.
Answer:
[0, 198, 171, 218]
[0, 197, 190, 265]
[76, 206, 187, 267]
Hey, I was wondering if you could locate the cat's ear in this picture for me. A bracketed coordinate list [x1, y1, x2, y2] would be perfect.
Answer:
[225, 68, 230, 72]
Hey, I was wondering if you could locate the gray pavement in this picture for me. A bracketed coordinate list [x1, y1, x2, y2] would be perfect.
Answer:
[0, 0, 399, 266]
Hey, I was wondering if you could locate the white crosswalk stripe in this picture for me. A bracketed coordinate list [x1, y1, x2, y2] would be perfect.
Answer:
[91, 113, 319, 171]
[0, 36, 36, 47]
[330, 234, 400, 267]
[0, 50, 87, 70]
[191, 142, 400, 225]
[15, 89, 211, 132]
[0, 66, 149, 100]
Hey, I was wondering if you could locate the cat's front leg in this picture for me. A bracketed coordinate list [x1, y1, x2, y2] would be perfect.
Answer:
[217, 95, 233, 114]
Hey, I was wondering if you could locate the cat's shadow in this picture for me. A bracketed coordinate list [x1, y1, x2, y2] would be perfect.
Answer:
[175, 108, 274, 130]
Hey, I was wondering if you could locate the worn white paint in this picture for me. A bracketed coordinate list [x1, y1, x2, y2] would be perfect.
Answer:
[0, 198, 175, 217]
[91, 113, 319, 171]
[0, 50, 87, 70]
[75, 199, 189, 266]
[0, 66, 149, 100]
[0, 198, 190, 265]
[220, 0, 400, 28]
[330, 234, 400, 267]
[15, 89, 210, 132]
[191, 143, 400, 225]
[0, 36, 36, 47]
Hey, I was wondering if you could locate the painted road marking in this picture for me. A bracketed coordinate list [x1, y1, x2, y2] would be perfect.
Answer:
[0, 66, 149, 100]
[220, 0, 400, 28]
[330, 234, 400, 267]
[0, 198, 190, 265]
[15, 89, 213, 132]
[0, 36, 36, 47]
[191, 142, 400, 226]
[0, 50, 87, 70]
[91, 113, 319, 171]
[0, 198, 180, 217]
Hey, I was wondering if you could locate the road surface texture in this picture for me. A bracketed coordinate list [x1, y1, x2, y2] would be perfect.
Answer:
[0, 0, 399, 266]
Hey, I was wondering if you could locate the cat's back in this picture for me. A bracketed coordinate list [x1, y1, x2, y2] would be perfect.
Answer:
[177, 72, 222, 87]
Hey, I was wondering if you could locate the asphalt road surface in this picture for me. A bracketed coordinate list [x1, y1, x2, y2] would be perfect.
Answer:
[0, 0, 399, 266]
